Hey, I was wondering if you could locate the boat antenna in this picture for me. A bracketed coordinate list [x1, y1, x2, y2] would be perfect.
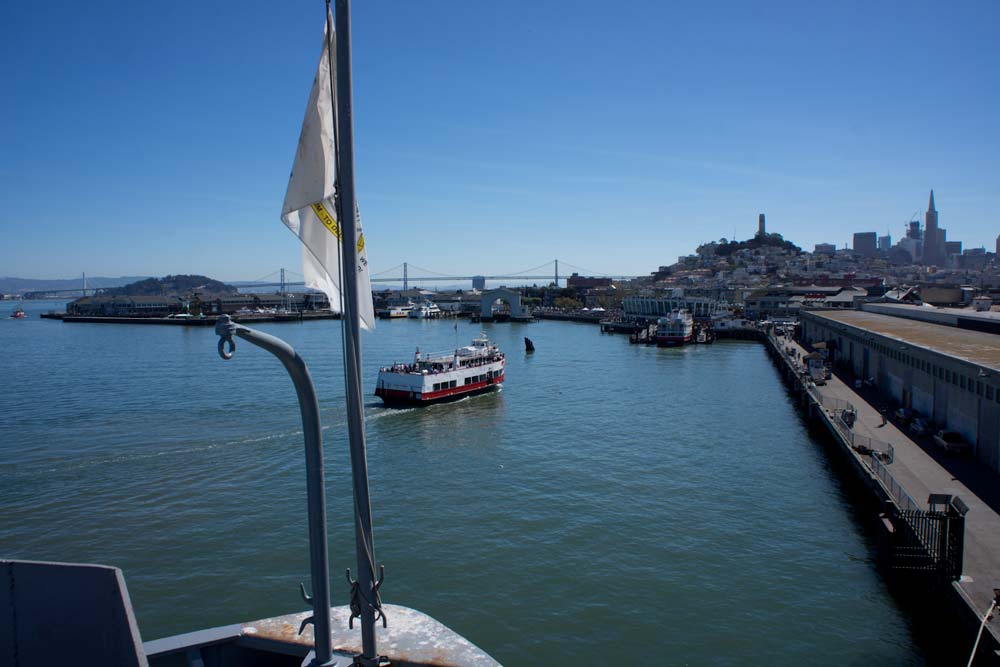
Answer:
[330, 1, 385, 665]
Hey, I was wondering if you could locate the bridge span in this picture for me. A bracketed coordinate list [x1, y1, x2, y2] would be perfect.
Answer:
[23, 260, 635, 298]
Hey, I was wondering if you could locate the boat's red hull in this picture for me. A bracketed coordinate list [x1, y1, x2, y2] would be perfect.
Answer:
[375, 374, 504, 405]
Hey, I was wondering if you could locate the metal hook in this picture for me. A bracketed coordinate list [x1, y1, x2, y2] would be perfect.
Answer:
[300, 582, 314, 606]
[218, 336, 236, 360]
[215, 314, 239, 360]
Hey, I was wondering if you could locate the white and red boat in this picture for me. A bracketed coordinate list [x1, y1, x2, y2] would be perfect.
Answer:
[375, 334, 505, 405]
[655, 310, 694, 346]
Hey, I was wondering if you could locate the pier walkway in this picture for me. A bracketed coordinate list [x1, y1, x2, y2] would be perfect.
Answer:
[773, 334, 1000, 652]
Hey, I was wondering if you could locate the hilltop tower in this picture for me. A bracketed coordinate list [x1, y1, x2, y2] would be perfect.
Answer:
[757, 213, 766, 237]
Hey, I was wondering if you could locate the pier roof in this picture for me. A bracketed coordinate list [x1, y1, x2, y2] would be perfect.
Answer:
[807, 310, 1000, 372]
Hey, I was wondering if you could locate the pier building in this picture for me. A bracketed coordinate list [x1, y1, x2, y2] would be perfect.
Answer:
[743, 286, 866, 320]
[800, 309, 1000, 474]
[67, 292, 331, 317]
[622, 294, 729, 320]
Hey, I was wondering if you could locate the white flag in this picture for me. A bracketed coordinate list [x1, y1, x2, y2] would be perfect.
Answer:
[281, 8, 375, 330]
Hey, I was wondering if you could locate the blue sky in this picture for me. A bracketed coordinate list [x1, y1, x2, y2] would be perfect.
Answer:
[2, 0, 998, 282]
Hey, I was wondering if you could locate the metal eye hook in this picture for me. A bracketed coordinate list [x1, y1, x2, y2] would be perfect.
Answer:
[218, 336, 236, 360]
[215, 314, 239, 360]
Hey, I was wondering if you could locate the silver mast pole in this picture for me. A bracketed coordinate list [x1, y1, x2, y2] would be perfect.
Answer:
[330, 0, 381, 664]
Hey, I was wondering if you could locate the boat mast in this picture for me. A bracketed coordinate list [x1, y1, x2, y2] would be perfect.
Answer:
[330, 0, 383, 665]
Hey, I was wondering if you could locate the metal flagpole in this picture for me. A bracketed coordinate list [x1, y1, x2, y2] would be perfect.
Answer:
[329, 1, 383, 665]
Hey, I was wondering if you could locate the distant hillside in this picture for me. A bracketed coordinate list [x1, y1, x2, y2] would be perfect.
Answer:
[701, 233, 802, 257]
[103, 275, 238, 296]
[0, 276, 149, 294]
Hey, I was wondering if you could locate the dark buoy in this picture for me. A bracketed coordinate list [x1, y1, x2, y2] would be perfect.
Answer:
[524, 337, 535, 353]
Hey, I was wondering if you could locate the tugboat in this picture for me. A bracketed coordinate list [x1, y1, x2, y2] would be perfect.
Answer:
[375, 334, 505, 404]
[9, 305, 26, 319]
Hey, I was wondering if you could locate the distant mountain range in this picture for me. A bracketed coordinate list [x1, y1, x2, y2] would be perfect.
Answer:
[0, 276, 150, 294]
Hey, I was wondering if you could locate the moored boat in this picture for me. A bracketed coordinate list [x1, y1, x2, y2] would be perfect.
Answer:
[407, 301, 442, 319]
[377, 301, 414, 318]
[655, 310, 694, 346]
[375, 334, 505, 404]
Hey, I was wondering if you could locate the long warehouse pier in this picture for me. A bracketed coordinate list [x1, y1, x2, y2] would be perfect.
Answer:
[763, 329, 1000, 663]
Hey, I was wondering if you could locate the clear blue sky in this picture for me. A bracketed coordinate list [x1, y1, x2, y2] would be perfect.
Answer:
[2, 0, 998, 281]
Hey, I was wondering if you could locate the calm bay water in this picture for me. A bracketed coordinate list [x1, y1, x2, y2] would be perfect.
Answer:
[1, 302, 925, 665]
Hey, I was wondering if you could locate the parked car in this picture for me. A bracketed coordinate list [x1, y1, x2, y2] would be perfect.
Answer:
[908, 418, 930, 436]
[933, 430, 969, 455]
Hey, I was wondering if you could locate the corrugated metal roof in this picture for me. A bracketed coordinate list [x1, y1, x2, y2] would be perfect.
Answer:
[808, 310, 1000, 372]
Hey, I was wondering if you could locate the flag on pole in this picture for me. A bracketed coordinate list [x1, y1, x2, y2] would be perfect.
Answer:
[281, 8, 375, 330]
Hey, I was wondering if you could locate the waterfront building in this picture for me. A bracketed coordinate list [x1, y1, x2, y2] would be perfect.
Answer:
[66, 292, 331, 317]
[853, 232, 877, 258]
[566, 273, 612, 289]
[622, 293, 729, 320]
[472, 275, 486, 290]
[800, 309, 1000, 474]
[68, 295, 184, 317]
[742, 286, 867, 320]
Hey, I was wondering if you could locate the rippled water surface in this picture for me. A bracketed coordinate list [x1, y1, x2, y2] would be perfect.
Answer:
[1, 302, 926, 665]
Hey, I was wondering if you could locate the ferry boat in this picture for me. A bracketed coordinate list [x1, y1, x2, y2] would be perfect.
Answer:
[377, 302, 414, 318]
[375, 334, 505, 404]
[655, 310, 694, 346]
[407, 301, 442, 319]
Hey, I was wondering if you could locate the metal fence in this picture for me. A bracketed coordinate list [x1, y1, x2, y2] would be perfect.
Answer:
[871, 452, 920, 512]
[889, 504, 967, 580]
[816, 394, 853, 413]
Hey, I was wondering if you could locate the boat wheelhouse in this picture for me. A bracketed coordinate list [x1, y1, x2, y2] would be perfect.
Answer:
[375, 334, 505, 404]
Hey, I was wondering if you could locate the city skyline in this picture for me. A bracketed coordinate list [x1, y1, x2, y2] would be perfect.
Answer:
[2, 1, 999, 280]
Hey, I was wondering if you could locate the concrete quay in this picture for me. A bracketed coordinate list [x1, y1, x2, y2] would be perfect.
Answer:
[766, 332, 1000, 661]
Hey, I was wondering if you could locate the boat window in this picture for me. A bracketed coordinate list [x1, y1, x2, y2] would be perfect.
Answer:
[449, 380, 457, 388]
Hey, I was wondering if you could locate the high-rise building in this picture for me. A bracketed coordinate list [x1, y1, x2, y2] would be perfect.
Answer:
[945, 241, 962, 256]
[757, 213, 766, 237]
[922, 190, 947, 265]
[995, 234, 999, 256]
[853, 232, 877, 258]
[907, 220, 921, 240]
[878, 234, 892, 252]
[814, 243, 836, 255]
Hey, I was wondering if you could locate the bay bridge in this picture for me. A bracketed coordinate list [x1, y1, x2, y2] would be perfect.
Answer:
[246, 259, 635, 291]
[24, 260, 635, 298]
